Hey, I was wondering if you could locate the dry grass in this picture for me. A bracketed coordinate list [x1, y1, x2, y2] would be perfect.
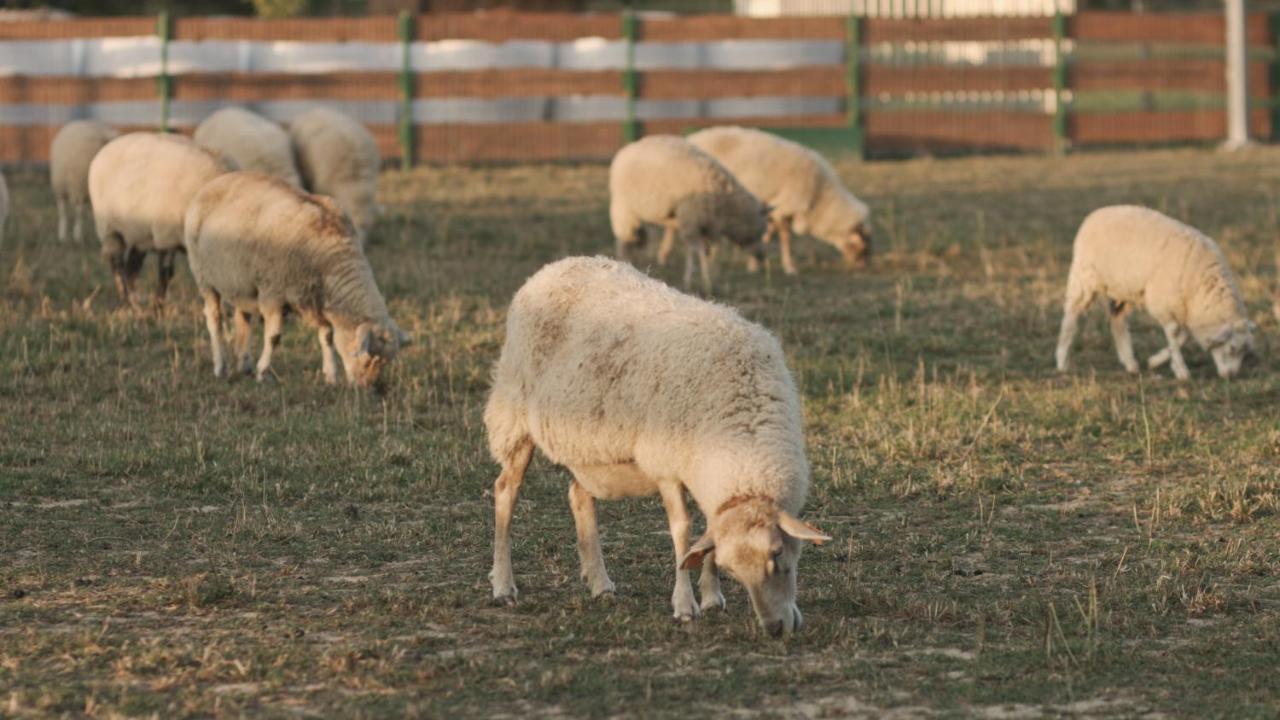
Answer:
[3, 146, 1280, 718]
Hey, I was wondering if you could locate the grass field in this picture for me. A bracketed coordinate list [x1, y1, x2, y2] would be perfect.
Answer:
[3, 147, 1280, 718]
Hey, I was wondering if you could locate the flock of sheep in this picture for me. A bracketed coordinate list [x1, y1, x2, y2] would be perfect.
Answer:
[0, 106, 1267, 637]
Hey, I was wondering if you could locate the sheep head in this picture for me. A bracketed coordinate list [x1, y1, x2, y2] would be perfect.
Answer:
[1208, 319, 1256, 379]
[334, 321, 410, 392]
[840, 221, 872, 269]
[680, 496, 829, 638]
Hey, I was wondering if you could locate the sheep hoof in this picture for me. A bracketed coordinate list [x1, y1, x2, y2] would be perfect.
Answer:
[587, 578, 616, 598]
[256, 370, 277, 385]
[492, 590, 518, 606]
[700, 592, 726, 612]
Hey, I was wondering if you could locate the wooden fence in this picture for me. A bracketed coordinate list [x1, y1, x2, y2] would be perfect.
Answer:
[0, 10, 1275, 165]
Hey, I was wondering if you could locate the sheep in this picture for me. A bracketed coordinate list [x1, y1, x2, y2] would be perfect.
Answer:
[194, 107, 302, 189]
[288, 108, 381, 246]
[1055, 205, 1255, 381]
[688, 126, 872, 275]
[0, 167, 8, 251]
[50, 120, 118, 244]
[88, 132, 230, 308]
[184, 171, 409, 390]
[608, 135, 768, 293]
[484, 256, 830, 636]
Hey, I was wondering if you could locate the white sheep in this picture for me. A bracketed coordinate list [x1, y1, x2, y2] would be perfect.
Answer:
[88, 132, 230, 308]
[609, 135, 768, 292]
[184, 171, 408, 390]
[688, 126, 872, 275]
[288, 108, 381, 245]
[194, 107, 301, 188]
[484, 256, 830, 636]
[50, 120, 118, 244]
[0, 167, 8, 251]
[1055, 205, 1255, 380]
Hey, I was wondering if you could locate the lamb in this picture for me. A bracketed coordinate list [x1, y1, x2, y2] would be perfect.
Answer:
[609, 135, 768, 292]
[688, 126, 872, 275]
[50, 119, 119, 244]
[484, 256, 830, 636]
[184, 172, 409, 390]
[194, 107, 302, 188]
[1055, 205, 1255, 380]
[288, 108, 381, 245]
[88, 132, 230, 308]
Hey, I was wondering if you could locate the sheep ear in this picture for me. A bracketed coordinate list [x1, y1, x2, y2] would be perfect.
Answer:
[679, 534, 716, 570]
[778, 511, 831, 545]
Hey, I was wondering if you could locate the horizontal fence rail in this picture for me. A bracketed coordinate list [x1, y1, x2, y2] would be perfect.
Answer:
[0, 10, 1276, 164]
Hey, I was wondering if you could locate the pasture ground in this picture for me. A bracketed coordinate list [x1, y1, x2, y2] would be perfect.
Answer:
[3, 147, 1280, 718]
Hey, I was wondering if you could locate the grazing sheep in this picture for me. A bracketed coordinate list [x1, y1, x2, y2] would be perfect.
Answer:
[88, 132, 230, 308]
[1055, 205, 1255, 380]
[194, 107, 302, 188]
[484, 256, 830, 636]
[688, 126, 872, 275]
[50, 120, 118, 244]
[184, 172, 408, 390]
[609, 135, 768, 292]
[0, 167, 8, 251]
[288, 108, 380, 245]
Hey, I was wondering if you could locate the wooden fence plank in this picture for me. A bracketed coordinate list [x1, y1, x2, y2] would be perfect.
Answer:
[1071, 108, 1269, 143]
[641, 68, 844, 99]
[863, 17, 1053, 43]
[418, 69, 621, 98]
[865, 66, 1053, 94]
[865, 110, 1053, 151]
[412, 121, 623, 162]
[0, 76, 155, 104]
[174, 17, 396, 42]
[1071, 11, 1270, 46]
[415, 11, 621, 42]
[1071, 59, 1269, 95]
[0, 17, 154, 39]
[640, 16, 844, 42]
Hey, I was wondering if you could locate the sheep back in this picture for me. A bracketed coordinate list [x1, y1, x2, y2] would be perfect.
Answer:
[288, 108, 380, 241]
[485, 256, 809, 514]
[194, 107, 301, 188]
[88, 132, 228, 255]
[50, 120, 118, 207]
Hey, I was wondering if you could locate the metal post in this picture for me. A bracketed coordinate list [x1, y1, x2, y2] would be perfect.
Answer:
[846, 14, 864, 158]
[1052, 6, 1068, 155]
[398, 11, 414, 170]
[1224, 0, 1250, 149]
[157, 10, 171, 133]
[1270, 13, 1280, 140]
[622, 9, 638, 144]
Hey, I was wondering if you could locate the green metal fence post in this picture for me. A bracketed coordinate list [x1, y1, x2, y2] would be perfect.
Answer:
[398, 11, 414, 170]
[1052, 7, 1068, 155]
[622, 9, 639, 144]
[157, 10, 172, 133]
[1269, 13, 1280, 141]
[845, 14, 864, 159]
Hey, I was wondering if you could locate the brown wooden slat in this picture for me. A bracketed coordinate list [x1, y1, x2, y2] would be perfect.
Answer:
[1071, 108, 1269, 144]
[412, 121, 623, 162]
[0, 17, 154, 40]
[644, 114, 848, 136]
[0, 124, 156, 164]
[640, 16, 845, 42]
[174, 73, 399, 102]
[1072, 59, 1269, 95]
[173, 17, 396, 42]
[0, 76, 155, 104]
[640, 68, 845, 100]
[865, 111, 1052, 151]
[416, 11, 621, 41]
[418, 69, 621, 98]
[863, 17, 1053, 43]
[1071, 11, 1270, 46]
[865, 66, 1053, 94]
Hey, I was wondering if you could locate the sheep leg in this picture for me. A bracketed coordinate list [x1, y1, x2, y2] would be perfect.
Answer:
[201, 289, 227, 378]
[779, 222, 798, 276]
[568, 478, 615, 598]
[490, 439, 534, 604]
[232, 311, 255, 376]
[697, 240, 714, 295]
[1160, 322, 1191, 381]
[656, 223, 677, 266]
[56, 197, 68, 243]
[1148, 326, 1187, 369]
[698, 553, 725, 612]
[73, 204, 85, 244]
[317, 323, 340, 385]
[255, 304, 284, 383]
[121, 247, 147, 311]
[1108, 302, 1139, 374]
[153, 250, 176, 308]
[658, 482, 700, 622]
